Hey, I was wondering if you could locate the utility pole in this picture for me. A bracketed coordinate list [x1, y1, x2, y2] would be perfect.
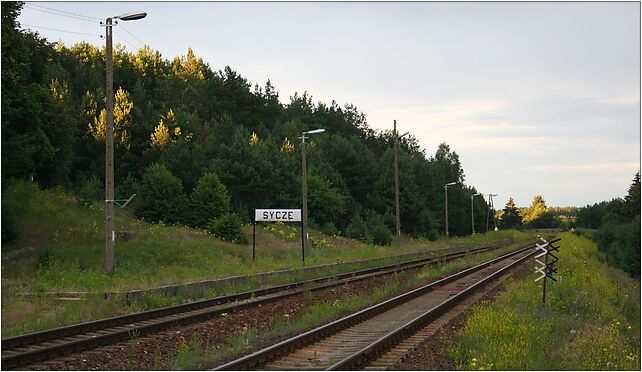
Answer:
[486, 193, 497, 233]
[102, 11, 146, 274]
[393, 120, 401, 237]
[300, 129, 325, 258]
[105, 16, 115, 274]
[471, 193, 482, 235]
[444, 182, 457, 237]
[301, 135, 309, 256]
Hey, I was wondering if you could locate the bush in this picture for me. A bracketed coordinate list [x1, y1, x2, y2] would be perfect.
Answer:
[78, 174, 103, 201]
[208, 213, 247, 244]
[320, 222, 339, 237]
[135, 163, 188, 224]
[345, 214, 372, 244]
[1, 201, 18, 244]
[1, 180, 40, 244]
[190, 172, 230, 228]
[370, 222, 393, 246]
[116, 173, 140, 202]
[595, 215, 640, 277]
[366, 212, 393, 246]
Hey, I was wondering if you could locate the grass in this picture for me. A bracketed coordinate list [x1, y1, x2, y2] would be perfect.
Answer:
[447, 232, 640, 370]
[1, 181, 534, 337]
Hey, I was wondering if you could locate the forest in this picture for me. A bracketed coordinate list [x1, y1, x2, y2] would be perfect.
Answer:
[3, 2, 636, 258]
[1, 2, 498, 244]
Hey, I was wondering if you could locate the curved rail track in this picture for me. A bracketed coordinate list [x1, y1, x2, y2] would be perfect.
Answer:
[1, 239, 533, 369]
[215, 238, 559, 370]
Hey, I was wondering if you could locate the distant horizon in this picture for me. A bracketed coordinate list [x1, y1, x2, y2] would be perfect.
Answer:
[17, 2, 641, 208]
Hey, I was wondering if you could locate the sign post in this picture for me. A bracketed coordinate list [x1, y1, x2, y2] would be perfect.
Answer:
[254, 209, 303, 263]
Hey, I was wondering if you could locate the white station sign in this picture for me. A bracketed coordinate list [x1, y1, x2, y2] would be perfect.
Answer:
[255, 209, 302, 222]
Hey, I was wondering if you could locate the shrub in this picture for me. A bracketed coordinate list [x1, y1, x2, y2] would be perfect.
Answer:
[365, 212, 392, 246]
[135, 163, 188, 224]
[1, 180, 39, 244]
[208, 213, 247, 244]
[190, 172, 230, 228]
[116, 173, 140, 202]
[345, 214, 372, 244]
[320, 222, 339, 237]
[78, 174, 103, 201]
[1, 201, 18, 244]
[370, 222, 393, 246]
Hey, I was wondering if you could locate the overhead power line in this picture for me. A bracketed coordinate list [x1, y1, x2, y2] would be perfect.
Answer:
[25, 3, 101, 22]
[114, 30, 139, 51]
[20, 23, 98, 37]
[118, 23, 145, 48]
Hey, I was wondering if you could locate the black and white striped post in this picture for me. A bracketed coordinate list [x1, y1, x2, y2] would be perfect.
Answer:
[534, 236, 561, 304]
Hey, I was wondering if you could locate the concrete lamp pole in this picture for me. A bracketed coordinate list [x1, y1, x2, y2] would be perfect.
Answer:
[392, 120, 410, 238]
[444, 182, 457, 238]
[300, 128, 325, 258]
[103, 11, 146, 274]
[486, 193, 498, 233]
[471, 193, 483, 235]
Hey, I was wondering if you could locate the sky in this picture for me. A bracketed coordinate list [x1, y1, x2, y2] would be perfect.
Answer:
[17, 1, 641, 208]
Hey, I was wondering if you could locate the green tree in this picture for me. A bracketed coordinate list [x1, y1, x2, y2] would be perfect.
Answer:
[135, 163, 188, 224]
[522, 195, 553, 228]
[308, 173, 347, 228]
[595, 173, 641, 277]
[190, 172, 230, 228]
[499, 197, 522, 229]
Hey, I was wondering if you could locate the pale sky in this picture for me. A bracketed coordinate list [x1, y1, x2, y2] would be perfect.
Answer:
[17, 1, 641, 207]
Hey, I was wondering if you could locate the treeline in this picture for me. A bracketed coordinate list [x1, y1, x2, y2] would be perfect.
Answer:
[2, 2, 493, 245]
[580, 173, 640, 277]
[497, 195, 578, 230]
[495, 175, 640, 277]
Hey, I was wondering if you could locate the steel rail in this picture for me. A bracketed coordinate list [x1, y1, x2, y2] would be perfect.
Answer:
[327, 240, 558, 370]
[213, 240, 545, 370]
[1, 240, 520, 368]
[2, 241, 510, 350]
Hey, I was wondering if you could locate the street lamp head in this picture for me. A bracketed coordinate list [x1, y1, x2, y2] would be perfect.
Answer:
[445, 182, 457, 187]
[115, 12, 147, 21]
[399, 131, 410, 139]
[303, 128, 325, 135]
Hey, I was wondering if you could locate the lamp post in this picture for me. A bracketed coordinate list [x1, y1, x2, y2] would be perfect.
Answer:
[300, 128, 325, 258]
[486, 193, 498, 233]
[444, 182, 457, 237]
[471, 193, 482, 235]
[392, 120, 410, 238]
[103, 11, 146, 274]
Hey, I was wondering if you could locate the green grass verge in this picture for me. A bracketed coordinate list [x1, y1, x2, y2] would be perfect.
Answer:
[447, 232, 640, 370]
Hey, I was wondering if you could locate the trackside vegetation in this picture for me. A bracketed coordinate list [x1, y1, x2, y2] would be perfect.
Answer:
[1, 181, 532, 337]
[447, 232, 640, 370]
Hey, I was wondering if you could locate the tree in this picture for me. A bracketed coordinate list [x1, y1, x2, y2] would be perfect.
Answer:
[135, 163, 188, 224]
[499, 197, 522, 229]
[190, 172, 230, 228]
[595, 173, 641, 277]
[88, 87, 133, 145]
[522, 195, 553, 228]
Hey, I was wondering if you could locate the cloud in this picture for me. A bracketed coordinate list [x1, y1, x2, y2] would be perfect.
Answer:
[523, 162, 640, 173]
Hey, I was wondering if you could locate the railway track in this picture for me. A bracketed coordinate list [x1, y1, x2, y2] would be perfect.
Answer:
[215, 238, 559, 370]
[1, 239, 528, 369]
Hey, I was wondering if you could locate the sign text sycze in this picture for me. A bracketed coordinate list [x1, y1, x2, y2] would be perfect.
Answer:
[255, 209, 302, 222]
